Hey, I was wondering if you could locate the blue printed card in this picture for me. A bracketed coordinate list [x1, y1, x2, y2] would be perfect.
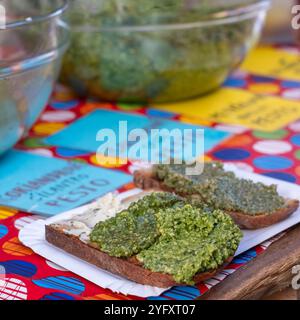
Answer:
[45, 110, 231, 162]
[0, 150, 132, 216]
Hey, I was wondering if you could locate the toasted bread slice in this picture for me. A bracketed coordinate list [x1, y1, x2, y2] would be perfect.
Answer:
[133, 169, 299, 230]
[228, 199, 299, 229]
[46, 224, 232, 288]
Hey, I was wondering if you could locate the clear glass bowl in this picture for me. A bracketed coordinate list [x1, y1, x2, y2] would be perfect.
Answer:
[0, 0, 69, 155]
[61, 0, 270, 103]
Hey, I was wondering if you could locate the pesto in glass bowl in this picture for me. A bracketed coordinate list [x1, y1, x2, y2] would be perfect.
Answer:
[61, 0, 270, 103]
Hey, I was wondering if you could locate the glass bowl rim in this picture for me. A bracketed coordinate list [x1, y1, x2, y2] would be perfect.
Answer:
[2, 0, 68, 30]
[70, 0, 271, 33]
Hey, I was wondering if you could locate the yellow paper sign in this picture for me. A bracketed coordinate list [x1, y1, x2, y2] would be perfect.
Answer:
[241, 46, 300, 81]
[154, 88, 300, 131]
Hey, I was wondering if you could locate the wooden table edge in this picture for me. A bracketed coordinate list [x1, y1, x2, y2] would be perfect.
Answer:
[199, 224, 300, 300]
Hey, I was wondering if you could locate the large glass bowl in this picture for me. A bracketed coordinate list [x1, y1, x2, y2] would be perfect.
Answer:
[0, 0, 69, 155]
[61, 0, 270, 103]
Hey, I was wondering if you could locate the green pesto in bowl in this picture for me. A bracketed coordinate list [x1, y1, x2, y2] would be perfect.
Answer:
[61, 0, 268, 103]
[90, 192, 242, 284]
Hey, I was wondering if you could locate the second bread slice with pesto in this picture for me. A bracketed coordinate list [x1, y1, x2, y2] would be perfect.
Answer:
[133, 162, 299, 229]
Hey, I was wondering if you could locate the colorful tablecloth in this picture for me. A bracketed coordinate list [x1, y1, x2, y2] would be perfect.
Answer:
[2, 46, 300, 300]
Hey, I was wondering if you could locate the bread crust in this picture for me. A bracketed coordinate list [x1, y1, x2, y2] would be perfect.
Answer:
[45, 224, 232, 288]
[133, 169, 299, 230]
[228, 199, 299, 229]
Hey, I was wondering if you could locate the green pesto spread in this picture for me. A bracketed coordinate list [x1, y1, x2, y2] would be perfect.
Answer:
[61, 0, 258, 103]
[90, 192, 185, 257]
[137, 206, 241, 284]
[90, 192, 242, 284]
[154, 162, 285, 215]
[155, 162, 234, 195]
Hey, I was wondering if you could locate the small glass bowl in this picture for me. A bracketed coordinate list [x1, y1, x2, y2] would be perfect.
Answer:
[0, 0, 69, 155]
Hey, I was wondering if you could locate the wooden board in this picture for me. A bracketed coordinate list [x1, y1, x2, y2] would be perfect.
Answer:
[262, 287, 297, 300]
[200, 224, 300, 300]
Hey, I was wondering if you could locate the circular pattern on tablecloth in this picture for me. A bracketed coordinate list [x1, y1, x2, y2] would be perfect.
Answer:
[90, 154, 125, 168]
[50, 100, 79, 110]
[40, 292, 75, 300]
[295, 165, 300, 177]
[56, 148, 91, 158]
[280, 47, 300, 54]
[231, 162, 254, 173]
[213, 148, 250, 161]
[159, 286, 201, 300]
[204, 155, 212, 163]
[248, 83, 280, 95]
[282, 88, 300, 100]
[0, 207, 18, 220]
[79, 102, 112, 115]
[179, 115, 213, 126]
[252, 129, 288, 140]
[0, 278, 27, 300]
[118, 103, 143, 111]
[2, 237, 33, 256]
[214, 124, 248, 134]
[251, 75, 275, 83]
[1, 260, 37, 277]
[291, 134, 300, 147]
[23, 138, 47, 149]
[281, 80, 300, 89]
[72, 158, 89, 164]
[222, 135, 253, 147]
[28, 149, 54, 157]
[289, 121, 300, 132]
[233, 249, 257, 264]
[295, 150, 300, 160]
[262, 172, 296, 183]
[253, 156, 293, 170]
[253, 140, 292, 155]
[33, 123, 66, 135]
[0, 225, 8, 239]
[41, 111, 76, 122]
[223, 78, 247, 88]
[232, 70, 248, 79]
[147, 109, 175, 119]
[32, 276, 85, 295]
